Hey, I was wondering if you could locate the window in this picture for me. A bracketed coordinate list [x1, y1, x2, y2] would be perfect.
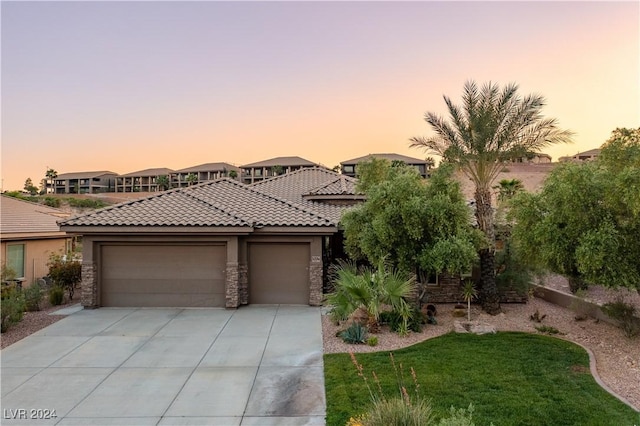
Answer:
[343, 165, 354, 173]
[254, 169, 262, 177]
[7, 244, 25, 278]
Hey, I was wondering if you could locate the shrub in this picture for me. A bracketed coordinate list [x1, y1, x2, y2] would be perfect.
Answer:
[380, 308, 423, 334]
[535, 325, 560, 335]
[24, 282, 44, 312]
[341, 323, 368, 344]
[436, 404, 477, 426]
[529, 309, 547, 323]
[358, 395, 434, 426]
[47, 253, 81, 300]
[67, 198, 107, 209]
[367, 336, 378, 347]
[49, 286, 65, 306]
[1, 288, 26, 333]
[43, 197, 61, 207]
[602, 298, 640, 338]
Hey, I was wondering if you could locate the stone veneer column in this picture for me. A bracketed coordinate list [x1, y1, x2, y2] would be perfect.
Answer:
[81, 262, 98, 308]
[238, 264, 248, 305]
[225, 262, 239, 308]
[309, 260, 323, 306]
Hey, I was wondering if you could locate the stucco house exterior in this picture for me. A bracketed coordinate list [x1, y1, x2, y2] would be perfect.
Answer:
[1, 196, 73, 287]
[115, 168, 175, 193]
[340, 153, 430, 178]
[59, 168, 361, 309]
[52, 171, 117, 194]
[240, 156, 324, 184]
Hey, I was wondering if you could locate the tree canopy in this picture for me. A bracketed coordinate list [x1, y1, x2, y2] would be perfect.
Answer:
[341, 159, 482, 277]
[510, 128, 640, 293]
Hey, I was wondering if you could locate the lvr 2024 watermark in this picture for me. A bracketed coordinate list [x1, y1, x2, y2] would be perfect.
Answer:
[3, 409, 57, 420]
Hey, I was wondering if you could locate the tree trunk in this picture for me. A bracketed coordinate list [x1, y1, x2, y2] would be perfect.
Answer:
[475, 187, 501, 315]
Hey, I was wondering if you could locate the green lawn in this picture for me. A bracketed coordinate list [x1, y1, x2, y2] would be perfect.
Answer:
[324, 332, 639, 426]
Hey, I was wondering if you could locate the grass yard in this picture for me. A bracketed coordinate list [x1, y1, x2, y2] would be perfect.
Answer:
[324, 332, 639, 426]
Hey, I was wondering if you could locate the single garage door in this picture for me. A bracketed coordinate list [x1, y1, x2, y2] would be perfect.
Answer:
[101, 244, 226, 307]
[248, 243, 310, 305]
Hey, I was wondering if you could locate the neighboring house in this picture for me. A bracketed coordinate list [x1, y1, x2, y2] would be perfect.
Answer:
[240, 156, 323, 184]
[58, 168, 361, 309]
[115, 168, 175, 193]
[172, 162, 240, 188]
[510, 153, 552, 164]
[340, 153, 430, 178]
[1, 196, 73, 287]
[52, 171, 117, 194]
[559, 148, 601, 163]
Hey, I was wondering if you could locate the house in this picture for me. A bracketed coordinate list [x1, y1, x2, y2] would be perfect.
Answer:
[58, 168, 361, 309]
[52, 171, 117, 194]
[115, 168, 175, 192]
[240, 156, 323, 184]
[1, 196, 73, 287]
[340, 153, 431, 178]
[172, 162, 240, 187]
[510, 153, 552, 164]
[559, 148, 601, 163]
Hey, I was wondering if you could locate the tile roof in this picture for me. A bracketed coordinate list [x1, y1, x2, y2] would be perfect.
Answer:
[341, 153, 427, 165]
[119, 168, 175, 177]
[240, 156, 320, 168]
[56, 171, 117, 179]
[60, 178, 334, 228]
[1, 195, 69, 236]
[250, 167, 361, 223]
[174, 163, 239, 173]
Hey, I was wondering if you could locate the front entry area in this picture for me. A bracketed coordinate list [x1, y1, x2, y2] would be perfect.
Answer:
[248, 243, 310, 305]
[100, 244, 227, 307]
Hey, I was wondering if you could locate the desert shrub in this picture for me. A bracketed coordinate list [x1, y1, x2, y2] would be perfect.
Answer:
[43, 197, 61, 207]
[1, 288, 26, 333]
[67, 198, 107, 208]
[436, 404, 477, 426]
[48, 286, 65, 306]
[366, 336, 378, 347]
[602, 298, 640, 338]
[24, 282, 44, 311]
[380, 307, 423, 334]
[535, 325, 560, 335]
[47, 253, 81, 300]
[340, 323, 368, 344]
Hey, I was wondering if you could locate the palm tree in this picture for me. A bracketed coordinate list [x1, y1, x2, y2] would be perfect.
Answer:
[45, 168, 57, 194]
[494, 178, 524, 203]
[410, 80, 572, 314]
[156, 175, 170, 191]
[185, 173, 198, 186]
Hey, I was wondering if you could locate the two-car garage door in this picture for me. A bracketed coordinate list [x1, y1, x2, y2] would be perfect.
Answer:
[100, 245, 226, 307]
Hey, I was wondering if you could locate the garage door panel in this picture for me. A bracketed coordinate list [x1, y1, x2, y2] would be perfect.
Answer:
[248, 243, 309, 305]
[101, 244, 226, 307]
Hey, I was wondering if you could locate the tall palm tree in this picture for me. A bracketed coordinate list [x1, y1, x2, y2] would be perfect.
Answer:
[410, 81, 572, 314]
[45, 168, 57, 194]
[494, 178, 524, 202]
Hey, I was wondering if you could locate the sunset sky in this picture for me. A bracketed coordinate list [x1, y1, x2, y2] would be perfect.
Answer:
[2, 1, 638, 191]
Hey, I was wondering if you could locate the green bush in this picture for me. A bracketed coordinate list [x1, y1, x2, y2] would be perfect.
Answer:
[352, 396, 434, 426]
[47, 253, 81, 300]
[602, 298, 640, 338]
[48, 286, 65, 306]
[380, 307, 423, 333]
[340, 323, 368, 344]
[43, 197, 61, 207]
[367, 336, 379, 347]
[24, 282, 44, 312]
[436, 404, 477, 426]
[1, 288, 26, 333]
[67, 198, 106, 208]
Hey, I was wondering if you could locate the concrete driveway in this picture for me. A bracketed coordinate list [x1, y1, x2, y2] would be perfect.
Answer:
[1, 305, 325, 425]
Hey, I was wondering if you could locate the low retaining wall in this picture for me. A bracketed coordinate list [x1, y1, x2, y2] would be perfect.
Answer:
[533, 285, 617, 326]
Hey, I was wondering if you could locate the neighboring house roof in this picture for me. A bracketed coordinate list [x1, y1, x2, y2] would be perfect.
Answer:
[1, 195, 69, 239]
[574, 148, 601, 157]
[59, 178, 335, 230]
[56, 171, 117, 179]
[119, 168, 175, 177]
[174, 163, 239, 173]
[250, 167, 362, 223]
[340, 153, 427, 165]
[240, 156, 320, 168]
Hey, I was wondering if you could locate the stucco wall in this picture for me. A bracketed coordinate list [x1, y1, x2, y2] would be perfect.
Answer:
[1, 238, 70, 287]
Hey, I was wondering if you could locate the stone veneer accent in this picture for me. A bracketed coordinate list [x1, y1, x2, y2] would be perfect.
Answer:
[309, 262, 323, 306]
[424, 274, 527, 304]
[225, 262, 239, 308]
[81, 262, 98, 308]
[238, 264, 248, 305]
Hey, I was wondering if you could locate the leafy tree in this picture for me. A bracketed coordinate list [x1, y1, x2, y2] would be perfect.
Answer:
[410, 80, 572, 313]
[342, 159, 482, 279]
[47, 253, 82, 300]
[45, 168, 57, 194]
[228, 169, 238, 179]
[510, 128, 640, 294]
[271, 165, 284, 176]
[23, 177, 38, 195]
[185, 173, 198, 186]
[157, 175, 171, 190]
